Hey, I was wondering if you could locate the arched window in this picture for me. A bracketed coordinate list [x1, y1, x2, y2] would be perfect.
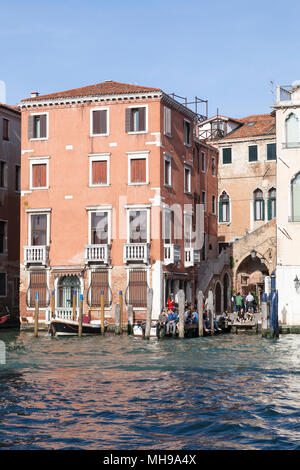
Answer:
[286, 113, 299, 148]
[254, 189, 264, 221]
[267, 188, 276, 220]
[219, 191, 230, 223]
[291, 173, 300, 222]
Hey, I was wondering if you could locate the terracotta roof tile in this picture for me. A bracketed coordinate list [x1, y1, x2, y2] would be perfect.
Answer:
[0, 102, 20, 114]
[221, 113, 275, 140]
[22, 80, 162, 102]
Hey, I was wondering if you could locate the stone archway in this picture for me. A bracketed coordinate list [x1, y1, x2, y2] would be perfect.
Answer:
[236, 255, 269, 303]
[215, 282, 222, 314]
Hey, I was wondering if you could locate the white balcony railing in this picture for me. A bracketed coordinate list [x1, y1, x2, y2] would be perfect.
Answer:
[184, 247, 201, 267]
[123, 243, 149, 264]
[24, 245, 49, 266]
[164, 244, 181, 265]
[55, 308, 79, 321]
[85, 244, 110, 264]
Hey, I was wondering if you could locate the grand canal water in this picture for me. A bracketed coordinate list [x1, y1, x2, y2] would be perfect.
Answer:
[0, 330, 300, 450]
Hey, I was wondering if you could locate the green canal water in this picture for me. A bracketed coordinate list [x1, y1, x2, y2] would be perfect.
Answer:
[0, 330, 300, 450]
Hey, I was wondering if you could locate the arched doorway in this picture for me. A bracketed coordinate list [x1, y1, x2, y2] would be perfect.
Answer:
[57, 275, 81, 308]
[236, 255, 269, 305]
[215, 282, 222, 314]
[223, 273, 229, 311]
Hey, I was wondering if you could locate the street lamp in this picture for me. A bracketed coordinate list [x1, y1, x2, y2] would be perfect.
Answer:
[250, 249, 256, 259]
[294, 275, 300, 290]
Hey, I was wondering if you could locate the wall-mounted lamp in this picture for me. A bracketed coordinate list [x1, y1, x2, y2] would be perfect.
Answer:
[250, 249, 256, 259]
[294, 275, 300, 290]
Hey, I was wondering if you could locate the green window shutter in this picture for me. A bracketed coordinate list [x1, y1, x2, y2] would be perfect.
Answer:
[249, 145, 258, 162]
[267, 143, 276, 160]
[227, 201, 230, 222]
[222, 148, 232, 164]
[262, 200, 265, 220]
[219, 201, 223, 222]
[267, 198, 272, 220]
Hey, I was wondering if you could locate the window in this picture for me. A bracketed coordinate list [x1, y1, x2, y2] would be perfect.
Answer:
[0, 221, 7, 254]
[126, 269, 148, 308]
[26, 270, 49, 307]
[129, 210, 147, 243]
[2, 118, 9, 141]
[184, 165, 191, 193]
[130, 158, 146, 184]
[212, 195, 216, 214]
[31, 163, 47, 189]
[267, 143, 276, 160]
[249, 145, 258, 162]
[222, 148, 232, 164]
[285, 113, 299, 148]
[89, 154, 110, 187]
[92, 160, 107, 185]
[164, 155, 172, 186]
[31, 215, 47, 245]
[184, 213, 193, 246]
[87, 270, 111, 308]
[57, 275, 80, 308]
[291, 173, 300, 222]
[201, 232, 206, 261]
[201, 152, 206, 172]
[0, 273, 7, 297]
[125, 106, 147, 133]
[212, 157, 216, 176]
[202, 191, 206, 211]
[162, 210, 172, 244]
[253, 189, 265, 221]
[28, 114, 48, 139]
[268, 188, 276, 220]
[164, 107, 172, 136]
[91, 212, 108, 244]
[91, 108, 109, 136]
[0, 161, 7, 188]
[219, 191, 230, 223]
[15, 165, 21, 191]
[184, 120, 191, 145]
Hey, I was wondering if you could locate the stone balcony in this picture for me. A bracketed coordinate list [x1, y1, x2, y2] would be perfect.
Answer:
[85, 244, 110, 265]
[24, 245, 49, 266]
[123, 243, 150, 264]
[164, 244, 181, 265]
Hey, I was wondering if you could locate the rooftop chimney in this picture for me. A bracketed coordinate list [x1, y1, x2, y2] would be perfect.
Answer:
[30, 92, 39, 98]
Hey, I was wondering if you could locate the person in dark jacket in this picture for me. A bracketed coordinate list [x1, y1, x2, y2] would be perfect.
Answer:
[166, 310, 179, 334]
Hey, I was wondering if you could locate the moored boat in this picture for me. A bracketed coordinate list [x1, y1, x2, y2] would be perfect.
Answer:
[50, 318, 106, 336]
[0, 308, 20, 329]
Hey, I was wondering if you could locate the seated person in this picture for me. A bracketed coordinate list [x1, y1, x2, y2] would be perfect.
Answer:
[203, 311, 211, 333]
[237, 308, 245, 323]
[156, 309, 169, 336]
[191, 310, 199, 324]
[184, 309, 192, 324]
[166, 310, 179, 334]
[213, 312, 222, 331]
[246, 307, 254, 322]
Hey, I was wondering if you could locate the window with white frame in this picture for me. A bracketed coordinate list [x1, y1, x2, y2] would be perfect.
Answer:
[0, 272, 7, 297]
[184, 213, 193, 246]
[267, 188, 276, 220]
[30, 159, 49, 189]
[28, 113, 48, 140]
[164, 154, 172, 186]
[89, 154, 109, 186]
[90, 108, 109, 136]
[164, 106, 172, 136]
[184, 119, 191, 146]
[219, 191, 230, 223]
[0, 221, 7, 254]
[128, 153, 148, 184]
[90, 212, 109, 244]
[125, 106, 147, 133]
[292, 173, 300, 222]
[184, 165, 191, 193]
[253, 189, 264, 221]
[30, 214, 48, 245]
[162, 210, 172, 244]
[129, 210, 148, 243]
[212, 157, 216, 176]
[285, 113, 299, 148]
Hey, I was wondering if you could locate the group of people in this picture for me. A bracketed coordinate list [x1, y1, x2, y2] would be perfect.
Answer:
[232, 291, 255, 324]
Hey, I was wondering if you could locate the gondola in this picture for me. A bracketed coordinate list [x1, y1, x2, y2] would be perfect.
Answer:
[50, 318, 106, 336]
[0, 306, 20, 329]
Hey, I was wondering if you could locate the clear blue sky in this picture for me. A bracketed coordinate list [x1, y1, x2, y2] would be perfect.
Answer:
[1, 0, 300, 118]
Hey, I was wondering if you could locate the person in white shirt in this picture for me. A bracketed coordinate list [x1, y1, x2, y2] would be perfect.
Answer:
[245, 292, 254, 313]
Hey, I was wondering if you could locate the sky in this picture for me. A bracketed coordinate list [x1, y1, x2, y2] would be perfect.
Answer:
[1, 0, 300, 118]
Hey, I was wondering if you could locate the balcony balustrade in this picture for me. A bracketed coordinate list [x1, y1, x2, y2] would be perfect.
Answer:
[85, 244, 110, 264]
[123, 243, 150, 264]
[24, 245, 49, 266]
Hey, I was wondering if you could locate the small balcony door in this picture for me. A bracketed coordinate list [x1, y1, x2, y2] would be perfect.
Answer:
[31, 214, 47, 245]
[129, 210, 147, 243]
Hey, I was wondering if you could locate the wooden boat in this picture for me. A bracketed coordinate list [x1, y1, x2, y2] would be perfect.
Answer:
[0, 308, 20, 329]
[133, 323, 157, 337]
[50, 318, 106, 336]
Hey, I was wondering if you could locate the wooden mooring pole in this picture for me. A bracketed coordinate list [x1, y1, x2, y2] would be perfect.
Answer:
[119, 291, 123, 335]
[34, 294, 39, 337]
[178, 289, 185, 339]
[115, 304, 121, 335]
[100, 290, 105, 335]
[197, 290, 204, 337]
[72, 290, 77, 321]
[208, 290, 214, 335]
[78, 294, 83, 338]
[51, 291, 55, 319]
[145, 288, 153, 339]
[127, 305, 134, 334]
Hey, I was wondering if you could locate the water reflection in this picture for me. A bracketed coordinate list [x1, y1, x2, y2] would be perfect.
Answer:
[0, 330, 300, 449]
